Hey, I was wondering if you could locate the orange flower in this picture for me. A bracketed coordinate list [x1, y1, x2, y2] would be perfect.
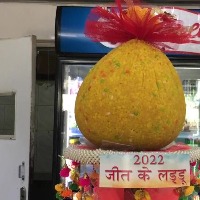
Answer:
[61, 188, 73, 198]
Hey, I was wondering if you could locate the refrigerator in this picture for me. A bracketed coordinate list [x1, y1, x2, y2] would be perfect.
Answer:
[53, 5, 200, 186]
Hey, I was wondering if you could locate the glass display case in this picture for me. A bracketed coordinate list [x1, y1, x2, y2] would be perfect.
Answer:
[53, 6, 200, 193]
[175, 64, 200, 146]
[61, 63, 93, 148]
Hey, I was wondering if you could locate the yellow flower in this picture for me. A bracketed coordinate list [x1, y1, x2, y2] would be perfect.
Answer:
[134, 189, 151, 200]
[55, 183, 64, 192]
[184, 186, 194, 196]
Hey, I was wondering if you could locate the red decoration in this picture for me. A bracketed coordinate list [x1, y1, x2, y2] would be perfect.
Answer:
[71, 161, 80, 168]
[79, 173, 91, 187]
[61, 188, 73, 198]
[59, 166, 70, 177]
[84, 0, 200, 50]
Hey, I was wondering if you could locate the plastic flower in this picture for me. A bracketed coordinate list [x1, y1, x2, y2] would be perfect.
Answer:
[69, 182, 79, 191]
[79, 173, 91, 187]
[55, 183, 64, 192]
[67, 160, 80, 169]
[55, 192, 63, 200]
[59, 166, 70, 177]
[61, 188, 73, 198]
[184, 186, 194, 196]
[134, 189, 151, 200]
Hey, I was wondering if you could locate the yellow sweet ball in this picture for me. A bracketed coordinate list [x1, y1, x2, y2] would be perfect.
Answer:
[75, 39, 186, 151]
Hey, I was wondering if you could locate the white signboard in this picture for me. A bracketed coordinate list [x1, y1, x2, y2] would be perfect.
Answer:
[100, 153, 190, 188]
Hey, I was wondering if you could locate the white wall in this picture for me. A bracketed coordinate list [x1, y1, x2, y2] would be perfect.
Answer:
[0, 3, 57, 41]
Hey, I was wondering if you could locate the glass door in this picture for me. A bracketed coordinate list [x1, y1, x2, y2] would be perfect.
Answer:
[61, 63, 94, 150]
[53, 59, 98, 185]
[175, 66, 200, 146]
[60, 62, 97, 188]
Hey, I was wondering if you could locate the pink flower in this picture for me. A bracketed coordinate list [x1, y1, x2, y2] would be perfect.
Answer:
[79, 173, 90, 187]
[59, 166, 70, 177]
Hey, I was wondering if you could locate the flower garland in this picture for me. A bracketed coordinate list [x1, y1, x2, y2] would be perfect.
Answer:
[55, 159, 99, 200]
[55, 158, 200, 200]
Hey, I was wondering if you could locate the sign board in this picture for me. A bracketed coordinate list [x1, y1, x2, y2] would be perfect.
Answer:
[100, 153, 190, 188]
